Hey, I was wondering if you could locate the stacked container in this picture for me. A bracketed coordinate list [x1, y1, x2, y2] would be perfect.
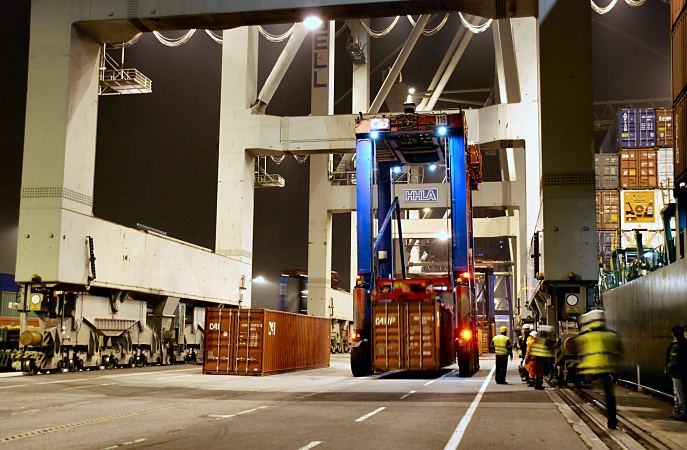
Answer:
[674, 3, 687, 185]
[595, 107, 676, 269]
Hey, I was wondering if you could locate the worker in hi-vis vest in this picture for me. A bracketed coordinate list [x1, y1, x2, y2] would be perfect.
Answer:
[573, 309, 620, 429]
[492, 326, 513, 384]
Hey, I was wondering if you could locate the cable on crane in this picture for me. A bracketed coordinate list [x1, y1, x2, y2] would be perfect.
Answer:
[205, 29, 223, 44]
[623, 0, 646, 6]
[258, 24, 297, 42]
[270, 155, 286, 164]
[359, 16, 401, 38]
[335, 20, 349, 37]
[294, 155, 309, 164]
[590, 0, 619, 14]
[458, 13, 493, 33]
[109, 32, 143, 49]
[406, 14, 450, 36]
[152, 29, 197, 47]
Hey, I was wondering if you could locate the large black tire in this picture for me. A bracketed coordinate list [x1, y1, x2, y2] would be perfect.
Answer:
[457, 346, 478, 377]
[350, 342, 373, 377]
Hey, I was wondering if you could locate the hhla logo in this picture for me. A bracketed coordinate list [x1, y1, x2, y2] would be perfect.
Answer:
[404, 188, 439, 203]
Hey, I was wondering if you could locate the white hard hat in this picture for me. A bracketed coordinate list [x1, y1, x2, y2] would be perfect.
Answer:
[529, 331, 538, 338]
[523, 324, 532, 330]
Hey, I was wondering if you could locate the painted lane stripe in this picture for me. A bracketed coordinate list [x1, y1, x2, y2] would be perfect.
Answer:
[64, 383, 115, 391]
[443, 365, 495, 450]
[297, 441, 322, 450]
[355, 407, 386, 422]
[424, 370, 457, 386]
[0, 367, 198, 390]
[209, 405, 269, 420]
[400, 390, 416, 400]
[0, 402, 187, 443]
[155, 374, 191, 381]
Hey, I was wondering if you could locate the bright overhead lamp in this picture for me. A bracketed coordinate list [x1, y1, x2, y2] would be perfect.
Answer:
[370, 130, 380, 140]
[253, 275, 266, 284]
[408, 87, 416, 94]
[436, 231, 449, 240]
[429, 163, 437, 171]
[303, 16, 324, 30]
[393, 166, 402, 174]
[437, 126, 447, 136]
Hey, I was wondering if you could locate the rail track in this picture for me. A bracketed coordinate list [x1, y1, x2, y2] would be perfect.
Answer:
[553, 383, 678, 450]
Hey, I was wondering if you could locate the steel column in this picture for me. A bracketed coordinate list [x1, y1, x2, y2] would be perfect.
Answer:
[356, 139, 374, 280]
[448, 134, 469, 277]
[377, 162, 394, 279]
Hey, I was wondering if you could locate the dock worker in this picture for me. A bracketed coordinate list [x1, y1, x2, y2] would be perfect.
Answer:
[526, 328, 554, 390]
[665, 325, 687, 420]
[518, 324, 532, 382]
[492, 326, 513, 384]
[573, 310, 620, 429]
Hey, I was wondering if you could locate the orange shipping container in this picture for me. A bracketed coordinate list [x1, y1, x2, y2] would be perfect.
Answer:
[596, 190, 620, 230]
[203, 308, 330, 375]
[673, 0, 687, 29]
[673, 9, 687, 100]
[372, 300, 454, 372]
[619, 148, 657, 189]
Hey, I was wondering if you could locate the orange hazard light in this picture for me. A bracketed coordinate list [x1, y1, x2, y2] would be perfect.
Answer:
[460, 329, 472, 340]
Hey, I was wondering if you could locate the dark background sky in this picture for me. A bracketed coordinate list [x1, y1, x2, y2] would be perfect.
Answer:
[0, 1, 672, 308]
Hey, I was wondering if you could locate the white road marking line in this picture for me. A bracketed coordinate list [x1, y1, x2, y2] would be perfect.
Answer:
[355, 407, 386, 422]
[443, 365, 495, 450]
[155, 374, 191, 381]
[423, 369, 457, 386]
[297, 441, 322, 450]
[400, 390, 416, 400]
[296, 392, 318, 399]
[209, 405, 269, 420]
[64, 383, 114, 390]
[133, 438, 146, 443]
[0, 367, 198, 390]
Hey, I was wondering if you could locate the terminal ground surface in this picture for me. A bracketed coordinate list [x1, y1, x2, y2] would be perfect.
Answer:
[0, 355, 684, 450]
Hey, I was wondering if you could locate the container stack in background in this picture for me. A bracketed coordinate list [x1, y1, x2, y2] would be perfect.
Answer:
[672, 1, 687, 252]
[595, 107, 675, 270]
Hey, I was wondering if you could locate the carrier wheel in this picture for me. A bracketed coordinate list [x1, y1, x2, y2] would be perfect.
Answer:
[350, 341, 373, 377]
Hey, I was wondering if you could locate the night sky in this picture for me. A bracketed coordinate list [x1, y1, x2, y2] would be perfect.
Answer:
[0, 1, 672, 308]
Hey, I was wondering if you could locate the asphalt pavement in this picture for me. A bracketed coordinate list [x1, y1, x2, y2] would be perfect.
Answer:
[0, 355, 590, 449]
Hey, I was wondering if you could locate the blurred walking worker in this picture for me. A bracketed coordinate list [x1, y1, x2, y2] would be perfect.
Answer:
[574, 310, 620, 429]
[665, 325, 687, 420]
[525, 328, 554, 390]
[492, 326, 513, 384]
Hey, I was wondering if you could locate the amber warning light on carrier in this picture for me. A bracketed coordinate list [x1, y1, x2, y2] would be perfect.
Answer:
[460, 329, 472, 340]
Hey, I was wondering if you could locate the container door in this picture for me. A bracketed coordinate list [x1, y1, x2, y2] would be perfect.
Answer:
[372, 302, 403, 371]
[203, 309, 234, 374]
[405, 302, 439, 370]
[234, 310, 264, 375]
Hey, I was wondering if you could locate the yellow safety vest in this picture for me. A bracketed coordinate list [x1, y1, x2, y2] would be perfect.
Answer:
[530, 338, 554, 358]
[492, 334, 510, 356]
[576, 330, 618, 375]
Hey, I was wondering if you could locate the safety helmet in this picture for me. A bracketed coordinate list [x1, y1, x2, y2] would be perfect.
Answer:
[529, 330, 538, 338]
[579, 309, 605, 331]
[523, 324, 532, 330]
[499, 326, 508, 333]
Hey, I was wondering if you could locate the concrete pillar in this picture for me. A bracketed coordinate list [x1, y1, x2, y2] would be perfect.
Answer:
[216, 27, 259, 306]
[307, 22, 335, 316]
[16, 3, 100, 282]
[539, 0, 596, 281]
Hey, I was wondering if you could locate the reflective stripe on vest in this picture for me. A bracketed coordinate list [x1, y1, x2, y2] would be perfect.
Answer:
[576, 330, 618, 375]
[530, 338, 554, 358]
[493, 335, 510, 355]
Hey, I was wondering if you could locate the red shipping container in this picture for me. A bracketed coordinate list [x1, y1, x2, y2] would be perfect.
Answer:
[618, 148, 657, 189]
[203, 308, 330, 375]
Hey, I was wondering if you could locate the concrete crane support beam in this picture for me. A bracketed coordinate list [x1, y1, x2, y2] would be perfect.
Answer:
[538, 0, 596, 282]
[493, 19, 521, 104]
[368, 14, 430, 114]
[255, 23, 309, 112]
